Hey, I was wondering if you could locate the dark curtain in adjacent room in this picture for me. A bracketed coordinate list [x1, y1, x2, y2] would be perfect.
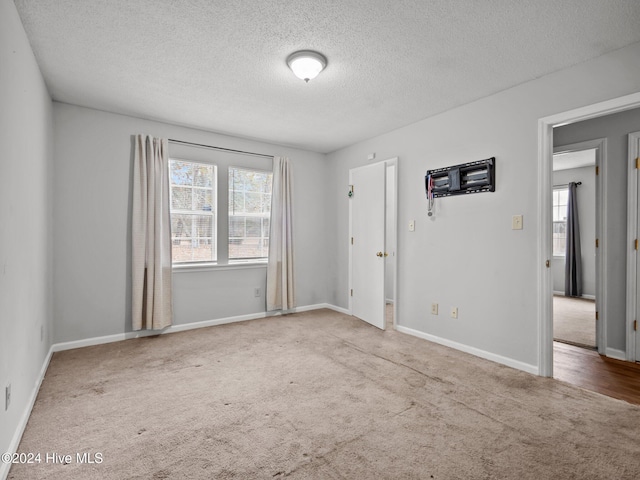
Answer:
[565, 182, 582, 297]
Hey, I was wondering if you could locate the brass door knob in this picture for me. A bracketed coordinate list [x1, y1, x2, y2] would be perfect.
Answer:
[376, 252, 384, 257]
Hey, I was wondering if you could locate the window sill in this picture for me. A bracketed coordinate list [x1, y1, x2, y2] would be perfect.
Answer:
[173, 261, 267, 273]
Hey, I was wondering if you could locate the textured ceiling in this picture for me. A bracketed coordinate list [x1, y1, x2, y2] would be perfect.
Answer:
[14, 0, 640, 153]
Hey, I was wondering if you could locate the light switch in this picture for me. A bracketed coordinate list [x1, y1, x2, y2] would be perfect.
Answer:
[409, 220, 415, 232]
[512, 215, 523, 230]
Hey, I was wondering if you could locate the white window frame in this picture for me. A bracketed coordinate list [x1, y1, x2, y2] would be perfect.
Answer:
[169, 158, 217, 265]
[228, 166, 272, 263]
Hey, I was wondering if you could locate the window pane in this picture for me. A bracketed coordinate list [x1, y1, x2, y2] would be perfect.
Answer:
[170, 161, 193, 186]
[229, 216, 245, 237]
[171, 187, 192, 210]
[228, 167, 272, 260]
[231, 191, 244, 213]
[193, 188, 213, 211]
[245, 192, 263, 213]
[169, 159, 216, 263]
[558, 189, 568, 205]
[194, 164, 213, 187]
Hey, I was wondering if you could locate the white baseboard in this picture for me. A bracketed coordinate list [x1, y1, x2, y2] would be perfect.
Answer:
[605, 348, 626, 361]
[396, 325, 539, 375]
[1, 346, 54, 480]
[52, 304, 349, 353]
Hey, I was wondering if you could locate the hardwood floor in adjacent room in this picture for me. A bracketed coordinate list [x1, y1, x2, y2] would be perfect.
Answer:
[554, 341, 640, 405]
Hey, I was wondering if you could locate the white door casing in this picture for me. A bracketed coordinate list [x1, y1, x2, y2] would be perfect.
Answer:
[627, 131, 640, 362]
[349, 162, 386, 329]
[538, 92, 640, 377]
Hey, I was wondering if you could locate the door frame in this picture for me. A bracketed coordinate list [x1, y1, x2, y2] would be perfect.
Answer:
[626, 131, 640, 362]
[538, 91, 640, 377]
[348, 157, 399, 328]
[553, 139, 606, 355]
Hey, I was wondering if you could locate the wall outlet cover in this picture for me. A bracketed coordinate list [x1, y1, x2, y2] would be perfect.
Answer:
[431, 303, 438, 315]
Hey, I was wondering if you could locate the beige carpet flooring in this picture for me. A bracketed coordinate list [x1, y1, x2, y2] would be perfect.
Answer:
[9, 309, 640, 479]
[553, 295, 596, 348]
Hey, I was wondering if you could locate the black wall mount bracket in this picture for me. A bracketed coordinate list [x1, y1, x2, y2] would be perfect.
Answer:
[426, 157, 495, 198]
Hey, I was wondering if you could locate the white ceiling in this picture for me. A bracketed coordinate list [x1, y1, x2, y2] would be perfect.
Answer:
[553, 149, 596, 171]
[14, 0, 640, 153]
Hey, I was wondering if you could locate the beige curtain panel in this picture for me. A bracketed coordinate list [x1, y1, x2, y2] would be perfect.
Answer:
[267, 156, 295, 311]
[131, 134, 173, 330]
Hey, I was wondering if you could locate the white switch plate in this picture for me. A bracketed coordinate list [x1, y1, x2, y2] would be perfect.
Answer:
[431, 303, 438, 315]
[512, 215, 523, 230]
[409, 220, 415, 232]
[450, 307, 458, 319]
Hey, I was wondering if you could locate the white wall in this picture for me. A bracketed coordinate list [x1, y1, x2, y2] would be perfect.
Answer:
[554, 107, 640, 351]
[0, 0, 53, 468]
[326, 41, 640, 370]
[53, 103, 328, 343]
[551, 166, 596, 296]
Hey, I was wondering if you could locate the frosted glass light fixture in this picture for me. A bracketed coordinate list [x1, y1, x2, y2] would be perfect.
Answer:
[287, 50, 327, 83]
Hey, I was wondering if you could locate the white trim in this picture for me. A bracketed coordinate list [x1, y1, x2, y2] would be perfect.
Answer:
[605, 348, 627, 361]
[396, 325, 539, 375]
[554, 138, 607, 356]
[52, 303, 350, 353]
[538, 92, 640, 377]
[1, 347, 54, 480]
[172, 261, 267, 273]
[626, 131, 640, 362]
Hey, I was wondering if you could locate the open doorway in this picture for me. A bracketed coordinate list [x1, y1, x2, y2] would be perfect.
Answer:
[552, 147, 597, 351]
[538, 92, 640, 378]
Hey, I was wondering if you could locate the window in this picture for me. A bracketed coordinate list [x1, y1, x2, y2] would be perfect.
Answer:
[169, 159, 217, 263]
[168, 160, 272, 266]
[228, 167, 272, 260]
[553, 187, 568, 257]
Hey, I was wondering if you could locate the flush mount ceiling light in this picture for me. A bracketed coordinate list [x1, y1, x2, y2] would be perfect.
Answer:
[286, 50, 327, 83]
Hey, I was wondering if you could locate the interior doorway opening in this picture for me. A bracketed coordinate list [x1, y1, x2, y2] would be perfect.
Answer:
[551, 147, 598, 352]
[538, 92, 640, 378]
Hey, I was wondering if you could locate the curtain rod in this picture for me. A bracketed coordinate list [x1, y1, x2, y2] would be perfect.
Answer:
[168, 139, 274, 159]
[553, 181, 582, 188]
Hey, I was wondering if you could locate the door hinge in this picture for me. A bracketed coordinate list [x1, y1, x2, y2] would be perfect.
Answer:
[350, 289, 353, 297]
[351, 237, 354, 245]
[636, 157, 640, 169]
[595, 311, 599, 321]
[545, 260, 550, 268]
[636, 239, 639, 250]
[634, 320, 637, 331]
[596, 238, 599, 248]
[596, 165, 599, 175]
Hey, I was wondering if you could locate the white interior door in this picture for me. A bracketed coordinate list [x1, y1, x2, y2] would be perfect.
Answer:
[350, 162, 386, 329]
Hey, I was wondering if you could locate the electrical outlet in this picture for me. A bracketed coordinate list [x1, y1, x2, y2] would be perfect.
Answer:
[409, 220, 415, 232]
[5, 384, 11, 411]
[512, 215, 523, 230]
[254, 287, 261, 297]
[431, 303, 438, 315]
[450, 307, 458, 319]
